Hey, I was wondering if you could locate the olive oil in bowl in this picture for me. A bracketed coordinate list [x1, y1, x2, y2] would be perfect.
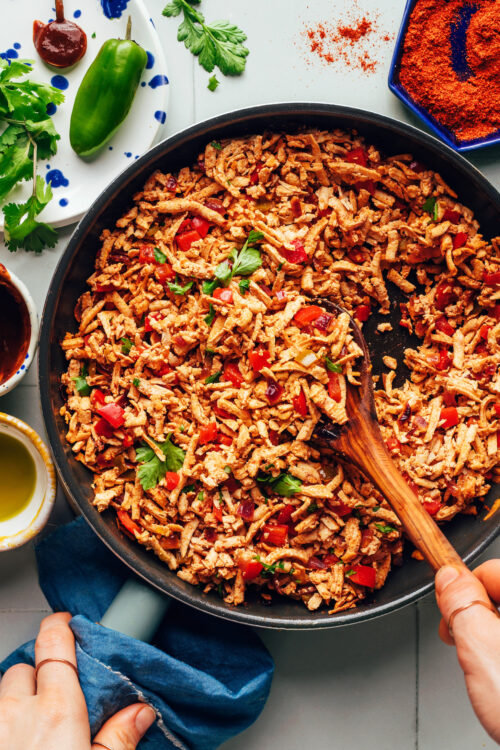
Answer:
[0, 432, 36, 520]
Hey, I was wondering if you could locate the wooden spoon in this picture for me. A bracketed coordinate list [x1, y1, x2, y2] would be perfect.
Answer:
[312, 299, 465, 572]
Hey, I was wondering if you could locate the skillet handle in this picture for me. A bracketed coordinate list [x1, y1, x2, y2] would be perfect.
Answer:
[99, 578, 170, 642]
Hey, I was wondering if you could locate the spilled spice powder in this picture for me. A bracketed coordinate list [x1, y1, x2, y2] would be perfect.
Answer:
[302, 9, 393, 74]
[398, 0, 500, 142]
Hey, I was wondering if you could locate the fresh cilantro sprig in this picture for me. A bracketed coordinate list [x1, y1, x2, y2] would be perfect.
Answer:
[121, 337, 133, 355]
[256, 470, 303, 497]
[253, 555, 285, 576]
[0, 59, 63, 252]
[135, 434, 186, 491]
[163, 0, 249, 77]
[168, 278, 193, 295]
[423, 196, 438, 221]
[203, 229, 264, 296]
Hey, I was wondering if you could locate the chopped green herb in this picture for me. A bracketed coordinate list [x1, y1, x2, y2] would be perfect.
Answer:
[202, 279, 219, 296]
[214, 259, 232, 285]
[73, 371, 90, 397]
[253, 554, 285, 576]
[121, 337, 133, 355]
[325, 357, 342, 373]
[307, 501, 319, 514]
[372, 506, 380, 512]
[154, 246, 167, 264]
[91, 32, 96, 38]
[423, 196, 438, 221]
[205, 348, 215, 356]
[223, 465, 231, 474]
[205, 369, 222, 384]
[239, 278, 250, 295]
[181, 483, 196, 493]
[197, 490, 205, 502]
[204, 303, 216, 326]
[132, 377, 140, 388]
[345, 569, 356, 578]
[180, 425, 185, 432]
[277, 262, 284, 272]
[135, 433, 186, 491]
[203, 229, 263, 295]
[168, 279, 193, 295]
[257, 470, 302, 497]
[207, 75, 219, 91]
[374, 523, 397, 534]
[163, 0, 249, 77]
[210, 140, 222, 149]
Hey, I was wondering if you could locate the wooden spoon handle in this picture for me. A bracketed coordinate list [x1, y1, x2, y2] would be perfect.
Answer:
[356, 434, 465, 572]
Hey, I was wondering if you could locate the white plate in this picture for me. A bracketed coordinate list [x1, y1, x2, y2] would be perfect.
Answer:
[0, 0, 169, 227]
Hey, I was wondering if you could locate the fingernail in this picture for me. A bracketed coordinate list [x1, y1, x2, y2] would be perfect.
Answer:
[135, 705, 156, 735]
[435, 565, 460, 592]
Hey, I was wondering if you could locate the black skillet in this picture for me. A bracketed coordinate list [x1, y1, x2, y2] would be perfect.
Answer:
[39, 103, 500, 629]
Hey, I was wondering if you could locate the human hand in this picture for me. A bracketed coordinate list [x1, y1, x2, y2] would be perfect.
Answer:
[435, 562, 500, 744]
[0, 612, 156, 750]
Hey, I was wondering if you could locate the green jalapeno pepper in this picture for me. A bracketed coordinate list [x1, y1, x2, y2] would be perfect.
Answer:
[70, 17, 148, 158]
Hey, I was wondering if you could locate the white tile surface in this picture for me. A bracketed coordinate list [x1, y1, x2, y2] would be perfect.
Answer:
[0, 1, 499, 749]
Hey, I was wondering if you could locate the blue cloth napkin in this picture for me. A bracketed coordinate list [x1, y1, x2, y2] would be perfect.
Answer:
[1, 517, 274, 749]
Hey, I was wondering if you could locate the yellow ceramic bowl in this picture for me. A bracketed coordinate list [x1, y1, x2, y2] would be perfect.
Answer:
[0, 413, 57, 550]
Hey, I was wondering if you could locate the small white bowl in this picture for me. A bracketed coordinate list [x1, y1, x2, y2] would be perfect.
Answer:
[0, 265, 39, 397]
[0, 413, 56, 550]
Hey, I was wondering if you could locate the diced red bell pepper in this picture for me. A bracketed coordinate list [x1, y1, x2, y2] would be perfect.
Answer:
[480, 324, 491, 340]
[314, 312, 334, 332]
[157, 362, 173, 377]
[225, 474, 241, 493]
[277, 505, 294, 524]
[191, 216, 211, 238]
[442, 390, 457, 407]
[268, 430, 281, 446]
[265, 381, 284, 405]
[440, 406, 458, 429]
[345, 147, 368, 167]
[293, 389, 308, 417]
[354, 304, 371, 322]
[328, 500, 352, 517]
[138, 244, 156, 264]
[213, 287, 234, 304]
[443, 209, 461, 224]
[117, 509, 140, 536]
[249, 349, 270, 372]
[453, 232, 468, 249]
[484, 271, 500, 285]
[237, 500, 255, 521]
[199, 422, 218, 445]
[177, 219, 192, 233]
[165, 471, 179, 490]
[435, 282, 457, 310]
[249, 161, 263, 185]
[238, 558, 263, 581]
[423, 499, 442, 516]
[155, 264, 175, 284]
[435, 317, 455, 336]
[95, 417, 114, 439]
[355, 179, 376, 194]
[91, 389, 107, 408]
[494, 403, 500, 417]
[224, 361, 244, 388]
[176, 230, 201, 252]
[327, 372, 342, 402]
[217, 434, 233, 446]
[97, 403, 125, 429]
[213, 500, 223, 521]
[122, 434, 134, 449]
[323, 553, 339, 565]
[294, 305, 324, 327]
[437, 347, 452, 371]
[349, 564, 376, 587]
[261, 523, 288, 546]
[386, 436, 401, 453]
[280, 239, 308, 265]
[213, 405, 232, 419]
[308, 556, 327, 570]
[144, 312, 161, 333]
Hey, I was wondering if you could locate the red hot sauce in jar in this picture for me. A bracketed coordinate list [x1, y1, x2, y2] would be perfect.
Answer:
[0, 265, 31, 386]
[34, 0, 87, 68]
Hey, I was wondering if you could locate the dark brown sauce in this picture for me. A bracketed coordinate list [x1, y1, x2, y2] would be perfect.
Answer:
[0, 265, 31, 386]
[33, 0, 87, 68]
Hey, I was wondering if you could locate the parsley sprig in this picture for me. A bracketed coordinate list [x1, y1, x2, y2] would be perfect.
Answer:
[135, 434, 186, 491]
[163, 0, 249, 77]
[203, 229, 264, 296]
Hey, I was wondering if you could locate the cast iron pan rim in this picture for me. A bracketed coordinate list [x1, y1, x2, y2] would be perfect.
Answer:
[39, 102, 500, 629]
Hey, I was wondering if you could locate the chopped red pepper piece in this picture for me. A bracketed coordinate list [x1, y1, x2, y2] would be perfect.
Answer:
[97, 403, 125, 429]
[354, 304, 371, 322]
[494, 403, 500, 417]
[440, 406, 458, 429]
[94, 417, 114, 439]
[117, 509, 140, 536]
[327, 372, 342, 402]
[349, 564, 376, 587]
[91, 389, 107, 408]
[191, 216, 211, 238]
[345, 147, 368, 167]
[328, 500, 352, 517]
[265, 381, 284, 405]
[442, 390, 457, 407]
[355, 179, 376, 194]
[223, 361, 244, 388]
[238, 558, 263, 581]
[294, 305, 324, 327]
[122, 434, 134, 449]
[199, 422, 218, 445]
[165, 471, 179, 490]
[237, 500, 255, 521]
[249, 161, 263, 185]
[213, 287, 234, 304]
[423, 499, 442, 516]
[268, 430, 281, 446]
[155, 264, 175, 284]
[483, 271, 500, 285]
[435, 316, 455, 337]
[213, 500, 223, 521]
[249, 349, 270, 372]
[176, 230, 201, 252]
[293, 388, 308, 417]
[217, 434, 233, 446]
[442, 209, 461, 224]
[213, 405, 232, 419]
[435, 282, 457, 310]
[261, 523, 288, 546]
[386, 436, 401, 453]
[277, 505, 294, 524]
[138, 244, 156, 264]
[480, 324, 491, 340]
[437, 347, 452, 371]
[453, 232, 468, 249]
[280, 239, 308, 265]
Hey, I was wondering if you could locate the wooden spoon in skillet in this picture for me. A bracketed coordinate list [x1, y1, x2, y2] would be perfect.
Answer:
[312, 299, 467, 573]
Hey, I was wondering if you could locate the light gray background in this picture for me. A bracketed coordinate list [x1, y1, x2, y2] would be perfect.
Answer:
[1, 2, 499, 748]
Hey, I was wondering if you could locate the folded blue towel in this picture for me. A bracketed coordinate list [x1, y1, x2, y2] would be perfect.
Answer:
[0, 517, 274, 749]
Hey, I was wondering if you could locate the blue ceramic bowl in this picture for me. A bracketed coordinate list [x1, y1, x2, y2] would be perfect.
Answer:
[388, 0, 500, 153]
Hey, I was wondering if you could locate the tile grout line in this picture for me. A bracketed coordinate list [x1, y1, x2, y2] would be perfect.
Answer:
[415, 602, 420, 750]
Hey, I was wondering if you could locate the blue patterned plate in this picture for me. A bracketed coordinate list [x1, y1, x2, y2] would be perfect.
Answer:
[0, 0, 169, 227]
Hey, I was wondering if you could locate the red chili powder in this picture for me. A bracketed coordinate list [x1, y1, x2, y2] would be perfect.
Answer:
[302, 11, 392, 74]
[398, 0, 500, 142]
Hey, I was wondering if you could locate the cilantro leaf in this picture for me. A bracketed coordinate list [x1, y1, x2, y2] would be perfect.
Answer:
[132, 377, 140, 387]
[154, 246, 167, 264]
[423, 196, 438, 221]
[210, 140, 222, 150]
[202, 279, 219, 296]
[214, 259, 232, 285]
[374, 523, 397, 534]
[257, 470, 303, 497]
[168, 279, 193, 295]
[253, 555, 285, 576]
[73, 375, 90, 396]
[203, 229, 262, 293]
[163, 0, 249, 77]
[325, 357, 342, 373]
[239, 279, 250, 295]
[208, 75, 219, 91]
[3, 176, 57, 253]
[205, 369, 222, 384]
[204, 303, 216, 325]
[121, 337, 133, 355]
[233, 246, 262, 276]
[135, 434, 186, 491]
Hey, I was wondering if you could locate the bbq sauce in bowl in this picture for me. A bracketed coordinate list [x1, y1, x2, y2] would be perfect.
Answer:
[0, 272, 31, 386]
[0, 433, 36, 521]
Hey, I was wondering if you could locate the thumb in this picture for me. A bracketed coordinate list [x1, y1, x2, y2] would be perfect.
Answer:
[92, 703, 156, 750]
[435, 565, 495, 646]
